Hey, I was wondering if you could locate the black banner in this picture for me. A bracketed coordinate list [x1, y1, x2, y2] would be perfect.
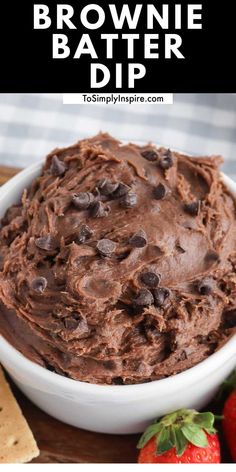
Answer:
[0, 0, 234, 92]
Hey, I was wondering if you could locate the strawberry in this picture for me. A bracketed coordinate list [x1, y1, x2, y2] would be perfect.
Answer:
[137, 409, 220, 463]
[223, 377, 236, 462]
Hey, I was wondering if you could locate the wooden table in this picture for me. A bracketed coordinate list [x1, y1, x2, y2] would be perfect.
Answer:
[0, 165, 233, 463]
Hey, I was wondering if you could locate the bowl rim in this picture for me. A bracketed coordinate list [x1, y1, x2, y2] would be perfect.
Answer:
[0, 158, 236, 397]
[0, 332, 236, 396]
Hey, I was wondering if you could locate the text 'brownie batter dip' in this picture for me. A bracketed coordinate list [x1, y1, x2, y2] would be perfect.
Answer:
[0, 133, 236, 385]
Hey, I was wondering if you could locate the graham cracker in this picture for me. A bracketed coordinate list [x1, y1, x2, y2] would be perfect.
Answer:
[0, 366, 39, 463]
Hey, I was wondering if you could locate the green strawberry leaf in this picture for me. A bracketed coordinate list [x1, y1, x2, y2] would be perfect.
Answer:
[156, 427, 174, 455]
[137, 408, 215, 456]
[137, 423, 163, 449]
[204, 427, 216, 435]
[169, 425, 176, 446]
[181, 424, 208, 448]
[194, 412, 216, 431]
[172, 427, 188, 457]
[194, 412, 216, 435]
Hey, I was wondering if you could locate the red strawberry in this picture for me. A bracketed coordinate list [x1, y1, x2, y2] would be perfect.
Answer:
[223, 388, 236, 462]
[137, 409, 220, 463]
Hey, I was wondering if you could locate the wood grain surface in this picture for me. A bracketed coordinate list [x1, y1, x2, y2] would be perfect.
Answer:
[0, 165, 19, 186]
[0, 165, 233, 464]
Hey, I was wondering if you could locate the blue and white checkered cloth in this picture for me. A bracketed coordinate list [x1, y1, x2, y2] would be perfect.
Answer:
[0, 94, 235, 180]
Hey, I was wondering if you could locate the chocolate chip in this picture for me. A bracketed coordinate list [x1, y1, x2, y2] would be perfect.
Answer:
[96, 238, 116, 257]
[223, 309, 236, 328]
[98, 179, 119, 196]
[144, 325, 162, 342]
[184, 200, 200, 216]
[179, 351, 187, 361]
[159, 149, 174, 170]
[76, 225, 93, 244]
[134, 288, 154, 307]
[129, 229, 147, 248]
[72, 192, 94, 210]
[91, 201, 111, 218]
[97, 178, 106, 188]
[207, 330, 221, 343]
[141, 150, 158, 162]
[176, 244, 186, 254]
[112, 376, 124, 385]
[31, 276, 47, 293]
[198, 278, 213, 295]
[0, 255, 4, 271]
[153, 183, 168, 200]
[196, 334, 208, 344]
[35, 235, 58, 251]
[205, 251, 219, 263]
[64, 318, 79, 330]
[113, 182, 131, 198]
[64, 313, 89, 335]
[103, 360, 116, 370]
[140, 272, 160, 288]
[153, 287, 171, 307]
[50, 155, 67, 176]
[93, 188, 101, 200]
[120, 192, 138, 208]
[43, 360, 56, 373]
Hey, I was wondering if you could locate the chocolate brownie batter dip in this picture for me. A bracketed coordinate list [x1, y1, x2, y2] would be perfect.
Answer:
[0, 133, 236, 385]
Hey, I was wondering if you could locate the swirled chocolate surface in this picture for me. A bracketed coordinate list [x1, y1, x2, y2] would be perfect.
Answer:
[0, 133, 236, 384]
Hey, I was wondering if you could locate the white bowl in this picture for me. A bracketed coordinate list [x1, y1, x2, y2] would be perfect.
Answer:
[0, 161, 236, 434]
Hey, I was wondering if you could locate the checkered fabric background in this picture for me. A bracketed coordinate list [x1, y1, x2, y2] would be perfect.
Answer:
[0, 94, 235, 180]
